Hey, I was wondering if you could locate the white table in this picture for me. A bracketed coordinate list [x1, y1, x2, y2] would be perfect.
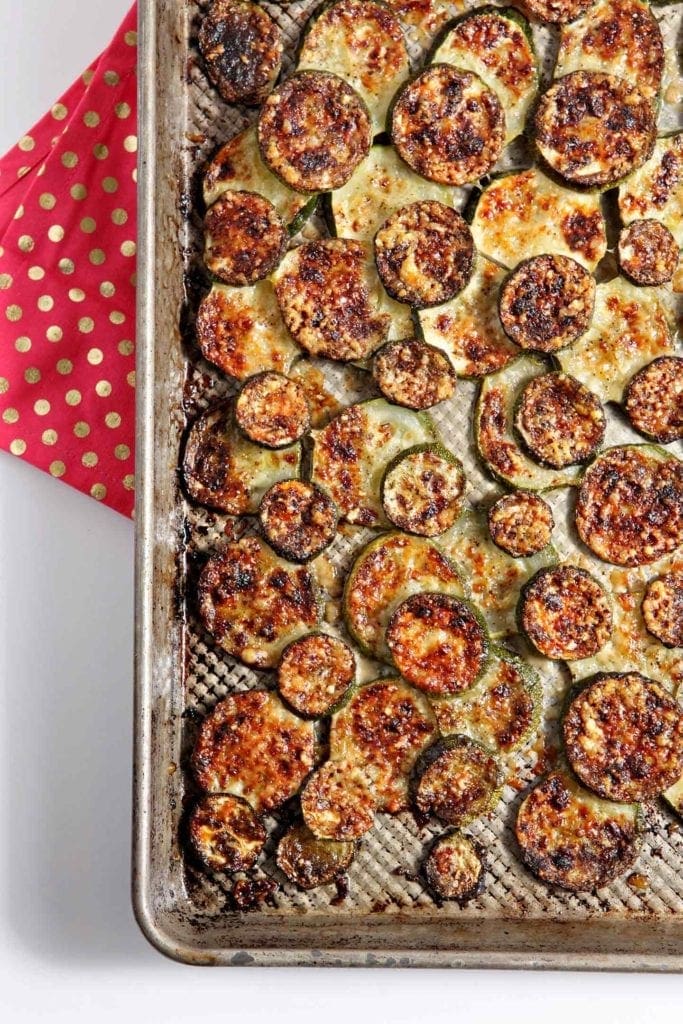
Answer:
[0, 2, 680, 1018]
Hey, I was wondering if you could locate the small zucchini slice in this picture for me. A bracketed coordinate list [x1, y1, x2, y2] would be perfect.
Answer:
[423, 830, 486, 903]
[182, 402, 301, 514]
[470, 167, 607, 271]
[276, 822, 356, 890]
[235, 372, 310, 449]
[381, 443, 466, 537]
[387, 593, 490, 696]
[575, 445, 683, 567]
[515, 769, 641, 892]
[192, 690, 315, 812]
[204, 190, 287, 287]
[499, 255, 596, 354]
[521, 0, 595, 23]
[257, 70, 372, 194]
[413, 735, 501, 826]
[301, 760, 376, 841]
[625, 357, 683, 444]
[617, 220, 679, 287]
[533, 71, 656, 190]
[475, 355, 583, 491]
[514, 372, 606, 469]
[197, 536, 321, 669]
[329, 677, 439, 812]
[187, 794, 266, 873]
[343, 532, 467, 661]
[196, 280, 299, 382]
[518, 565, 613, 661]
[618, 133, 683, 246]
[198, 0, 282, 106]
[372, 338, 457, 410]
[391, 65, 505, 186]
[430, 7, 538, 144]
[642, 573, 683, 649]
[311, 398, 437, 527]
[297, 0, 410, 135]
[556, 277, 674, 405]
[487, 492, 554, 558]
[259, 481, 338, 563]
[562, 673, 683, 802]
[374, 201, 474, 308]
[277, 632, 356, 717]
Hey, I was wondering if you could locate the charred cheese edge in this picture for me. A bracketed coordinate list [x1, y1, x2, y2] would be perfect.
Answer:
[187, 794, 267, 873]
[618, 133, 683, 246]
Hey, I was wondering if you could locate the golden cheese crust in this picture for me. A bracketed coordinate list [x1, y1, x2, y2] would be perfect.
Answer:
[382, 445, 465, 537]
[414, 736, 500, 826]
[618, 134, 683, 245]
[235, 372, 310, 449]
[642, 573, 683, 649]
[617, 220, 679, 288]
[625, 357, 683, 444]
[522, 0, 594, 24]
[563, 673, 683, 801]
[187, 794, 266, 873]
[204, 190, 287, 286]
[276, 822, 355, 890]
[520, 565, 612, 661]
[374, 201, 474, 308]
[386, 593, 489, 696]
[391, 65, 505, 186]
[301, 760, 376, 841]
[373, 338, 457, 410]
[198, 0, 282, 106]
[191, 690, 315, 812]
[499, 255, 596, 353]
[258, 70, 372, 193]
[534, 72, 656, 190]
[259, 480, 338, 563]
[575, 446, 683, 567]
[423, 830, 485, 903]
[515, 372, 606, 469]
[487, 492, 554, 557]
[278, 633, 356, 717]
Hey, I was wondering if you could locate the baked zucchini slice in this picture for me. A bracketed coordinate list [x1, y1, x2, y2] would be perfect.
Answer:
[470, 167, 607, 271]
[301, 759, 376, 841]
[413, 735, 501, 826]
[187, 794, 266, 873]
[642, 572, 683, 649]
[259, 481, 338, 563]
[372, 338, 457, 410]
[381, 443, 466, 537]
[235, 372, 310, 449]
[182, 402, 301, 514]
[329, 677, 439, 812]
[297, 0, 410, 135]
[514, 372, 606, 469]
[417, 256, 518, 379]
[618, 133, 683, 246]
[430, 7, 538, 144]
[575, 445, 683, 567]
[311, 398, 437, 527]
[617, 220, 679, 287]
[257, 70, 372, 194]
[276, 822, 356, 890]
[423, 830, 486, 903]
[555, 277, 674, 405]
[197, 536, 321, 669]
[487, 492, 554, 558]
[387, 593, 490, 697]
[192, 690, 315, 812]
[555, 0, 664, 104]
[196, 281, 300, 382]
[518, 565, 613, 661]
[277, 632, 356, 718]
[521, 0, 595, 24]
[625, 357, 683, 443]
[475, 355, 583, 491]
[499, 255, 596, 354]
[391, 65, 505, 186]
[515, 769, 641, 892]
[342, 532, 467, 661]
[204, 190, 287, 286]
[562, 673, 683, 802]
[533, 71, 656, 190]
[198, 0, 282, 106]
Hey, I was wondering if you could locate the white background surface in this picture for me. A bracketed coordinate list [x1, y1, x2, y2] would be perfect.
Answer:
[0, 2, 681, 1020]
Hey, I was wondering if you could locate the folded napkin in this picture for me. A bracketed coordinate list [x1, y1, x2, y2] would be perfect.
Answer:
[0, 4, 138, 517]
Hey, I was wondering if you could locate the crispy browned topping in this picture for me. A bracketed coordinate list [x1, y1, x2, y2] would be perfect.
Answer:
[438, 9, 537, 105]
[415, 736, 500, 825]
[515, 372, 606, 468]
[488, 492, 554, 557]
[260, 480, 338, 563]
[522, 0, 594, 24]
[204, 191, 287, 286]
[423, 831, 485, 902]
[499, 255, 596, 353]
[642, 573, 683, 649]
[618, 220, 679, 287]
[619, 136, 683, 223]
[625, 357, 683, 444]
[382, 446, 465, 537]
[278, 633, 355, 717]
[276, 823, 355, 890]
[520, 565, 612, 660]
[236, 372, 310, 449]
[188, 794, 266, 873]
[198, 0, 282, 105]
[373, 338, 456, 410]
[301, 760, 376, 841]
[563, 673, 683, 801]
[311, 403, 366, 521]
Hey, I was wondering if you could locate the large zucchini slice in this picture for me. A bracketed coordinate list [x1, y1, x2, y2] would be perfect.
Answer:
[642, 572, 683, 649]
[555, 277, 675, 405]
[343, 531, 467, 661]
[618, 133, 683, 246]
[329, 677, 439, 812]
[518, 565, 613, 661]
[198, 0, 282, 106]
[276, 822, 356, 890]
[182, 402, 301, 514]
[423, 830, 486, 903]
[499, 256, 596, 354]
[277, 632, 356, 718]
[474, 355, 583, 491]
[515, 372, 606, 470]
[301, 759, 376, 841]
[617, 220, 679, 287]
[372, 338, 457, 410]
[197, 536, 321, 669]
[204, 190, 287, 286]
[515, 769, 641, 892]
[381, 443, 466, 537]
[259, 481, 338, 563]
[470, 167, 607, 271]
[624, 357, 683, 443]
[430, 7, 538, 144]
[487, 492, 554, 558]
[187, 794, 266, 873]
[311, 398, 437, 527]
[191, 690, 315, 812]
[297, 0, 410, 135]
[412, 735, 502, 826]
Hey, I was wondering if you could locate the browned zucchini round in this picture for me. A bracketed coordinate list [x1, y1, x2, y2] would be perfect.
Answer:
[519, 565, 612, 661]
[276, 822, 355, 890]
[278, 633, 356, 717]
[522, 0, 595, 24]
[413, 735, 501, 827]
[423, 830, 486, 903]
[374, 201, 474, 308]
[391, 65, 505, 186]
[487, 492, 554, 558]
[235, 372, 310, 449]
[301, 760, 376, 841]
[381, 444, 465, 537]
[625, 357, 683, 444]
[533, 72, 656, 190]
[515, 372, 606, 469]
[372, 338, 456, 410]
[617, 220, 679, 287]
[257, 70, 372, 193]
[204, 190, 287, 286]
[563, 673, 683, 801]
[259, 480, 338, 563]
[386, 593, 489, 696]
[188, 794, 266, 873]
[642, 573, 683, 649]
[499, 255, 596, 353]
[198, 0, 282, 106]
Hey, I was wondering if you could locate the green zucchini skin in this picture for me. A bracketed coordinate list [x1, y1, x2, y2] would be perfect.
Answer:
[276, 822, 356, 890]
[412, 734, 502, 827]
[422, 830, 486, 903]
[380, 443, 466, 537]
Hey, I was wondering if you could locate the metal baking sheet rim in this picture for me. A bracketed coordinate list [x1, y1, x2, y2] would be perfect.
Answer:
[132, 0, 683, 970]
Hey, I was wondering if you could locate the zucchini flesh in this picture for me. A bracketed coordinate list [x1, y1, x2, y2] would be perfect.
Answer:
[618, 134, 683, 246]
[381, 443, 466, 537]
[276, 822, 355, 890]
[519, 565, 613, 661]
[522, 0, 595, 24]
[188, 794, 266, 873]
[663, 773, 683, 819]
[277, 632, 356, 717]
[384, 0, 456, 48]
[423, 830, 485, 903]
[413, 735, 501, 827]
[301, 759, 376, 840]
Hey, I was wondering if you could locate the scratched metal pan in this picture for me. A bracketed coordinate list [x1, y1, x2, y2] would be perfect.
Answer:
[133, 0, 683, 967]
